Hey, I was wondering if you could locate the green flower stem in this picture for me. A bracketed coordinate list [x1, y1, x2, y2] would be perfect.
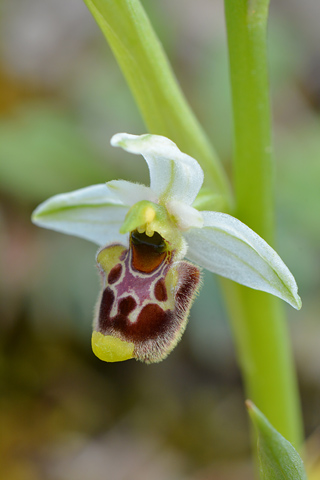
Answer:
[82, 0, 231, 209]
[224, 0, 273, 243]
[222, 281, 303, 447]
[223, 0, 303, 446]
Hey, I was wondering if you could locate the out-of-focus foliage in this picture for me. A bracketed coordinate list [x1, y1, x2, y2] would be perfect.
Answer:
[0, 105, 115, 202]
[1, 0, 320, 479]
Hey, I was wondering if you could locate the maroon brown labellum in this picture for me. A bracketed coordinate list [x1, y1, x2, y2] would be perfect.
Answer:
[94, 230, 201, 363]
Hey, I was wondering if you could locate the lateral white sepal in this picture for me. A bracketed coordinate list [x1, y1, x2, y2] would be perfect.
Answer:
[32, 184, 128, 246]
[184, 211, 301, 309]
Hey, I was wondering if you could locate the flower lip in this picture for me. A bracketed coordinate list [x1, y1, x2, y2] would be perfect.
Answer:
[93, 237, 201, 363]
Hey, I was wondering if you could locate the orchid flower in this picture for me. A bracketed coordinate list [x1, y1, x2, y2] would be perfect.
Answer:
[32, 133, 301, 364]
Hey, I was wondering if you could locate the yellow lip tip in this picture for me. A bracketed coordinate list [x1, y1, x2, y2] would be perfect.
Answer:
[91, 331, 134, 362]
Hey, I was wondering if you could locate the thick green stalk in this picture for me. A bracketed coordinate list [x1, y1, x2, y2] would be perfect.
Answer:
[224, 0, 302, 446]
[82, 0, 231, 209]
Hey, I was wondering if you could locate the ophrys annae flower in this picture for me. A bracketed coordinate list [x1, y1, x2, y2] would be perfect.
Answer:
[32, 133, 301, 363]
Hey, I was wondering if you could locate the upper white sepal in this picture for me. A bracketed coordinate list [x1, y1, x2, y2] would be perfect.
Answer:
[111, 133, 204, 206]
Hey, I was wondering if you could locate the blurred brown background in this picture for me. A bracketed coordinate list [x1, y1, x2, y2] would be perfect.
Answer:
[1, 1, 320, 479]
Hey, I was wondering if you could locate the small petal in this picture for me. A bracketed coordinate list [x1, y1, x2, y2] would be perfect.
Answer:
[166, 200, 204, 230]
[32, 184, 129, 246]
[111, 133, 204, 205]
[107, 180, 158, 206]
[184, 211, 301, 309]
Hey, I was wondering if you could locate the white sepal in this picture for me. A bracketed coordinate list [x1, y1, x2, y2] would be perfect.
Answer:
[111, 133, 204, 205]
[32, 184, 129, 246]
[184, 211, 301, 309]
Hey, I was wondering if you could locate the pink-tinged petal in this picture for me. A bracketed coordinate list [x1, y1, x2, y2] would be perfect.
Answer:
[111, 133, 204, 205]
[93, 230, 201, 363]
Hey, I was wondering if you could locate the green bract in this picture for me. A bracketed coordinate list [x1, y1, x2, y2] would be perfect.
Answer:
[247, 401, 307, 480]
[32, 133, 301, 310]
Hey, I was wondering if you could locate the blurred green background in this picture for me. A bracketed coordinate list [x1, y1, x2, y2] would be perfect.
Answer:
[1, 1, 320, 479]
